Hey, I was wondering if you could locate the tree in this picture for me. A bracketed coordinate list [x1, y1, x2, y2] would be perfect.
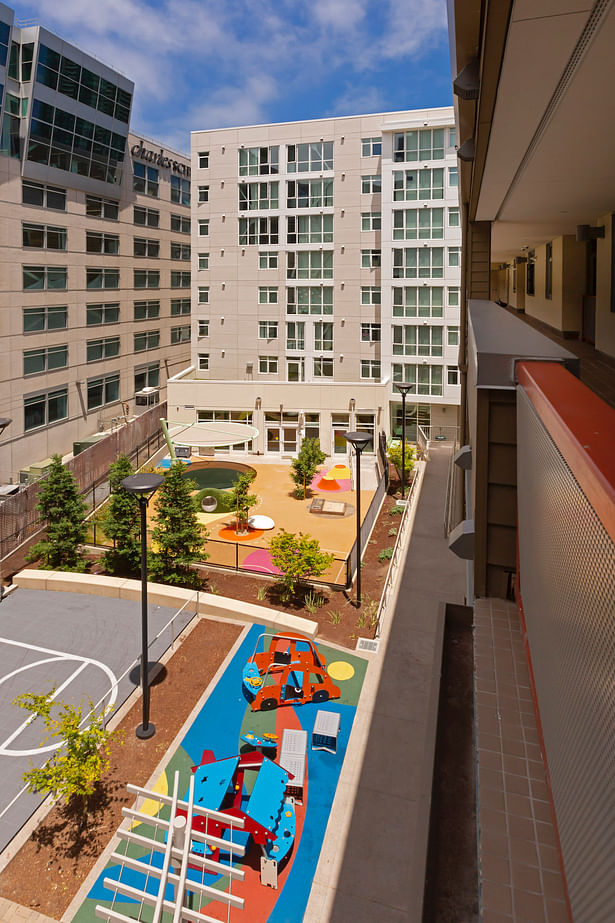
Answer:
[26, 455, 87, 571]
[149, 462, 207, 588]
[387, 442, 416, 485]
[269, 530, 334, 598]
[229, 470, 257, 534]
[13, 690, 117, 829]
[100, 454, 141, 577]
[290, 438, 326, 499]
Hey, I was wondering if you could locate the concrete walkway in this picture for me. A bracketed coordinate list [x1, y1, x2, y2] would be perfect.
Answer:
[0, 897, 56, 922]
[305, 444, 466, 921]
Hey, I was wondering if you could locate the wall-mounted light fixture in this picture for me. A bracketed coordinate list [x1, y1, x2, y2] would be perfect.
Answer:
[349, 398, 356, 411]
[255, 397, 262, 409]
[453, 58, 480, 100]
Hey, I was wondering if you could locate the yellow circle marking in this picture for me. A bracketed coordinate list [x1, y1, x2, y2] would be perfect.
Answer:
[327, 660, 355, 681]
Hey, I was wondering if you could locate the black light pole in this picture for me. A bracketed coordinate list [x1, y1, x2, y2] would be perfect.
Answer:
[395, 384, 414, 500]
[121, 472, 164, 739]
[0, 417, 13, 603]
[344, 431, 372, 607]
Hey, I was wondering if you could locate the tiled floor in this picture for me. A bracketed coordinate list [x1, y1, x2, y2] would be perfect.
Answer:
[474, 599, 570, 923]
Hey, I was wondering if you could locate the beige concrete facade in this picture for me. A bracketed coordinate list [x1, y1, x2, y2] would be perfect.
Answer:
[0, 4, 191, 484]
[166, 108, 461, 457]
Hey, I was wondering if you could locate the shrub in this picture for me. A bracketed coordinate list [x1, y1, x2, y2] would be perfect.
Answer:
[26, 455, 87, 571]
[378, 547, 394, 562]
[387, 442, 415, 482]
[269, 530, 334, 598]
[290, 438, 326, 499]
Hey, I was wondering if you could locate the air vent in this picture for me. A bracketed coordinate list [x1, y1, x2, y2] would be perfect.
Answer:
[356, 637, 380, 653]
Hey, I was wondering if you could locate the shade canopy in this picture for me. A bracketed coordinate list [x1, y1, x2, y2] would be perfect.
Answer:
[165, 420, 259, 448]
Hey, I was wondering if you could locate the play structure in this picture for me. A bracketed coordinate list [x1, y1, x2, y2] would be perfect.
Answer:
[177, 747, 297, 889]
[242, 632, 341, 711]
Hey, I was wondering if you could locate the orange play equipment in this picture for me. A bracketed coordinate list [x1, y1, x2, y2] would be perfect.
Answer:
[242, 632, 341, 711]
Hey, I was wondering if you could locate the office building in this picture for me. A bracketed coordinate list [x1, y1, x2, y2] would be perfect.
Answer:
[167, 108, 461, 456]
[0, 1, 191, 484]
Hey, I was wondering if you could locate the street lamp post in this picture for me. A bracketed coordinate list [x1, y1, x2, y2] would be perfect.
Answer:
[395, 384, 414, 501]
[121, 472, 164, 739]
[0, 418, 13, 603]
[344, 431, 372, 607]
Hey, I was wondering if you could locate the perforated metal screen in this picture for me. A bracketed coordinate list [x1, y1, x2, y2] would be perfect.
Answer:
[517, 387, 615, 922]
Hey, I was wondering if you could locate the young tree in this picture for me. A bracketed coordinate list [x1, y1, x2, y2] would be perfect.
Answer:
[269, 530, 334, 598]
[387, 442, 416, 485]
[26, 454, 87, 571]
[290, 438, 326, 499]
[13, 690, 117, 829]
[229, 470, 257, 534]
[100, 454, 141, 577]
[149, 462, 208, 588]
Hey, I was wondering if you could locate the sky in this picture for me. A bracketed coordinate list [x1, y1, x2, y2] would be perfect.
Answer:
[12, 0, 453, 155]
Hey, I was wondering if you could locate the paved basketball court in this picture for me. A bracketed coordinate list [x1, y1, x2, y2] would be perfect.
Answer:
[0, 588, 195, 854]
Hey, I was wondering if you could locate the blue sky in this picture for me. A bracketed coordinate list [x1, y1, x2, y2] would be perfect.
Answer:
[13, 0, 452, 154]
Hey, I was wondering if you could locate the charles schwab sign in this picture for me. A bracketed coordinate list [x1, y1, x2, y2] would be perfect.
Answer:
[131, 140, 190, 177]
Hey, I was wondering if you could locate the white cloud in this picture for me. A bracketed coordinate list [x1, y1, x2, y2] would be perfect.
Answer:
[329, 84, 387, 118]
[312, 0, 368, 30]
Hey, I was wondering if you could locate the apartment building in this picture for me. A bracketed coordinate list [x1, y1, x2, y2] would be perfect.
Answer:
[0, 2, 191, 484]
[166, 108, 461, 456]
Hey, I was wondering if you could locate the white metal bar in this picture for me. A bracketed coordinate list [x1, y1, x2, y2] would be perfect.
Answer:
[126, 782, 246, 826]
[102, 880, 225, 923]
[172, 772, 195, 923]
[152, 771, 179, 923]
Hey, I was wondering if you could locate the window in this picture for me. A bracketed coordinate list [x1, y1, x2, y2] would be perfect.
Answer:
[393, 248, 444, 278]
[361, 175, 381, 194]
[259, 251, 278, 269]
[85, 269, 120, 293]
[361, 360, 381, 380]
[239, 145, 279, 176]
[198, 219, 209, 237]
[393, 363, 443, 395]
[313, 357, 333, 378]
[287, 214, 333, 243]
[361, 323, 381, 342]
[170, 324, 190, 344]
[448, 246, 460, 267]
[24, 305, 67, 332]
[171, 298, 191, 316]
[259, 320, 278, 339]
[23, 223, 67, 249]
[259, 356, 278, 373]
[87, 336, 120, 362]
[449, 207, 460, 227]
[198, 185, 209, 203]
[24, 386, 68, 431]
[448, 166, 458, 187]
[133, 300, 160, 321]
[394, 128, 444, 162]
[393, 208, 444, 240]
[448, 286, 460, 307]
[133, 161, 158, 197]
[449, 127, 457, 148]
[23, 344, 68, 375]
[133, 269, 159, 288]
[286, 179, 334, 210]
[287, 286, 333, 315]
[171, 270, 191, 288]
[545, 241, 553, 299]
[361, 212, 381, 231]
[287, 250, 333, 279]
[171, 213, 190, 233]
[171, 174, 190, 206]
[86, 195, 118, 219]
[361, 286, 381, 305]
[198, 286, 209, 304]
[393, 325, 443, 356]
[199, 252, 209, 270]
[22, 180, 66, 210]
[86, 231, 119, 254]
[198, 151, 209, 168]
[239, 217, 279, 246]
[448, 366, 459, 385]
[447, 326, 459, 346]
[35, 44, 132, 120]
[361, 137, 381, 156]
[87, 302, 119, 325]
[133, 237, 159, 258]
[239, 181, 279, 210]
[526, 250, 535, 296]
[134, 206, 159, 228]
[198, 353, 209, 371]
[287, 141, 333, 172]
[198, 320, 209, 337]
[314, 321, 333, 351]
[361, 249, 381, 268]
[393, 168, 444, 201]
[23, 265, 67, 290]
[393, 287, 444, 317]
[87, 373, 120, 410]
[134, 330, 160, 352]
[134, 362, 159, 391]
[286, 322, 305, 350]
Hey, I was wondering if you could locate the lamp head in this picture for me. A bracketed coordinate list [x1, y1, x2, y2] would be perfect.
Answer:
[121, 473, 164, 497]
[343, 431, 372, 452]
